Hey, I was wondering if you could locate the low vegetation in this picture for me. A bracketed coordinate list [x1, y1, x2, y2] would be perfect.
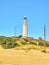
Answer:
[0, 36, 18, 49]
[0, 36, 49, 49]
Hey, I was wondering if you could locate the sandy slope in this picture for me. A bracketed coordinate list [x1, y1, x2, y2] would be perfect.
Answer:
[0, 45, 49, 65]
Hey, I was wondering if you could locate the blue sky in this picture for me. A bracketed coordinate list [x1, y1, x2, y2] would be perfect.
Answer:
[0, 0, 49, 40]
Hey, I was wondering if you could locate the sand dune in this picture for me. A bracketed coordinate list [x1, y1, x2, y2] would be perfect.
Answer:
[0, 45, 49, 65]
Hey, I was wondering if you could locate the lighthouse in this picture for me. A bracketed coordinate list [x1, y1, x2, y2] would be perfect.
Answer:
[23, 16, 28, 38]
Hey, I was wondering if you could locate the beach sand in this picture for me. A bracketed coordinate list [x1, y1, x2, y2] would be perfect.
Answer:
[0, 45, 49, 65]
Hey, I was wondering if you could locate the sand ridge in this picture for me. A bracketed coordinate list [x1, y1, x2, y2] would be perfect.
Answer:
[0, 45, 49, 65]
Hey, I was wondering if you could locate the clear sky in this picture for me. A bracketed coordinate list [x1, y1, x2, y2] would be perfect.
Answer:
[0, 0, 49, 40]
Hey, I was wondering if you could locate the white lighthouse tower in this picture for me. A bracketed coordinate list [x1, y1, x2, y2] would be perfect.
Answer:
[23, 16, 28, 38]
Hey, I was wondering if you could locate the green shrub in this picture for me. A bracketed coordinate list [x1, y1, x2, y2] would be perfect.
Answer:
[38, 42, 44, 46]
[2, 42, 17, 49]
[2, 43, 11, 49]
[30, 42, 37, 45]
[0, 36, 6, 45]
[1, 37, 18, 49]
[21, 41, 27, 45]
[46, 43, 49, 47]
